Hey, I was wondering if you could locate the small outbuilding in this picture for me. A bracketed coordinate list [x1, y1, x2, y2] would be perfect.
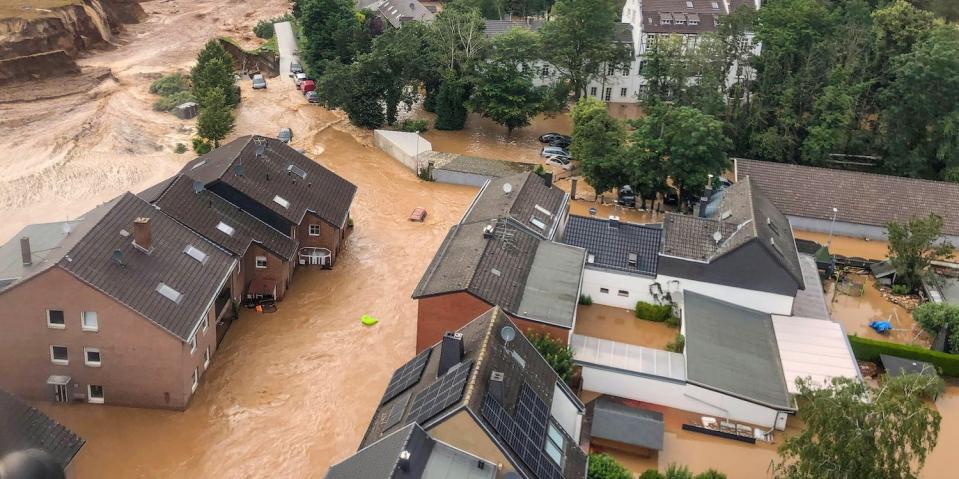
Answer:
[174, 102, 198, 120]
[586, 396, 664, 458]
[880, 354, 939, 379]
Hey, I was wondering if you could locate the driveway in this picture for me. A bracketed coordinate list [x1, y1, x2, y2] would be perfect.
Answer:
[274, 21, 296, 76]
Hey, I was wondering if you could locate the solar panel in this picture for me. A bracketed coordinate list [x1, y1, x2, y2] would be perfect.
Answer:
[482, 385, 563, 479]
[382, 391, 411, 430]
[381, 349, 432, 405]
[408, 361, 473, 424]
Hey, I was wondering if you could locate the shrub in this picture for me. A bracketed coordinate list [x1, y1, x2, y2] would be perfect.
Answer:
[848, 335, 959, 376]
[639, 471, 665, 479]
[579, 294, 593, 305]
[252, 15, 293, 39]
[913, 302, 959, 354]
[398, 119, 429, 132]
[663, 464, 693, 479]
[587, 453, 632, 479]
[192, 137, 212, 154]
[152, 90, 195, 112]
[174, 143, 187, 154]
[635, 301, 674, 322]
[665, 333, 685, 353]
[695, 470, 727, 479]
[150, 73, 188, 96]
[528, 331, 574, 382]
[891, 284, 912, 295]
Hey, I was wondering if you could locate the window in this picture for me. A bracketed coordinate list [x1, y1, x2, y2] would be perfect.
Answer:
[308, 224, 321, 236]
[620, 88, 628, 98]
[88, 384, 104, 404]
[191, 368, 199, 392]
[202, 316, 209, 334]
[711, 1, 719, 9]
[255, 256, 268, 269]
[638, 60, 648, 74]
[541, 65, 550, 77]
[50, 346, 68, 365]
[590, 87, 598, 97]
[604, 88, 612, 101]
[627, 252, 638, 267]
[47, 310, 65, 329]
[599, 288, 609, 294]
[607, 65, 615, 76]
[216, 221, 235, 236]
[272, 195, 290, 209]
[190, 336, 197, 354]
[81, 311, 98, 331]
[84, 347, 101, 367]
[545, 423, 565, 466]
[534, 205, 553, 217]
[686, 0, 694, 7]
[530, 216, 547, 230]
[183, 245, 208, 264]
[204, 347, 211, 369]
[618, 290, 630, 297]
[287, 164, 307, 179]
[156, 282, 183, 304]
[622, 65, 630, 76]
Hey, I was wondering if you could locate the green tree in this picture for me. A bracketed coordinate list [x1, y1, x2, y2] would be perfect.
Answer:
[190, 40, 238, 108]
[298, 0, 365, 76]
[430, 1, 488, 78]
[470, 28, 545, 134]
[434, 77, 469, 130]
[527, 331, 574, 382]
[196, 87, 234, 147]
[315, 60, 385, 129]
[539, 0, 629, 99]
[886, 214, 955, 292]
[366, 22, 435, 125]
[587, 453, 631, 479]
[913, 302, 959, 353]
[570, 98, 626, 198]
[775, 374, 943, 479]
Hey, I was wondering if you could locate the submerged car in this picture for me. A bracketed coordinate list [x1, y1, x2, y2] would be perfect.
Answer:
[540, 146, 572, 159]
[544, 156, 573, 171]
[278, 128, 293, 143]
[305, 91, 320, 103]
[251, 74, 267, 89]
[539, 132, 571, 144]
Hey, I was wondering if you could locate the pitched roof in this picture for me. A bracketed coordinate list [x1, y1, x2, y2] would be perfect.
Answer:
[0, 388, 84, 469]
[683, 292, 793, 410]
[375, 0, 434, 28]
[562, 215, 661, 277]
[662, 177, 804, 288]
[58, 193, 236, 341]
[640, 0, 756, 34]
[413, 219, 584, 328]
[589, 396, 664, 451]
[361, 307, 588, 479]
[152, 175, 298, 260]
[484, 20, 631, 43]
[735, 158, 959, 237]
[181, 135, 357, 228]
[462, 172, 568, 240]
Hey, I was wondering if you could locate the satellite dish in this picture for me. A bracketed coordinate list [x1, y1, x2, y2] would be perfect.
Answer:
[502, 182, 513, 194]
[712, 231, 723, 244]
[500, 326, 516, 343]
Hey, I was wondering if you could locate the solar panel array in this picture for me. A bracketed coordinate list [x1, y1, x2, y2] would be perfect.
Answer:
[408, 361, 473, 424]
[381, 349, 432, 405]
[382, 391, 412, 430]
[481, 384, 563, 479]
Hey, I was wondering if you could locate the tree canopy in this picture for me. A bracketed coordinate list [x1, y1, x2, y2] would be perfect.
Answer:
[887, 214, 954, 292]
[190, 40, 238, 108]
[196, 87, 235, 147]
[570, 97, 627, 197]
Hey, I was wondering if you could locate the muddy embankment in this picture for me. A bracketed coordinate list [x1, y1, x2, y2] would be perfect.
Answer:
[218, 38, 279, 77]
[0, 0, 143, 84]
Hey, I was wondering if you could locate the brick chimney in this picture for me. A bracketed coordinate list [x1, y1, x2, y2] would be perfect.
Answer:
[133, 217, 153, 252]
[20, 237, 31, 266]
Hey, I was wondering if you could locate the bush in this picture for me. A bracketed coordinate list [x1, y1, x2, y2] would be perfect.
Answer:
[150, 73, 189, 96]
[665, 333, 685, 353]
[664, 465, 693, 479]
[588, 453, 632, 479]
[848, 335, 959, 377]
[579, 294, 593, 305]
[695, 470, 727, 479]
[891, 284, 912, 295]
[635, 301, 674, 322]
[528, 331, 574, 382]
[152, 90, 195, 112]
[192, 137, 212, 154]
[174, 143, 187, 154]
[252, 15, 293, 39]
[640, 467, 727, 479]
[913, 302, 959, 354]
[639, 471, 665, 479]
[398, 119, 429, 132]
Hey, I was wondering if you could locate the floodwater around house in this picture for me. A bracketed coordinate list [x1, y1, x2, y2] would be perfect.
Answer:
[827, 273, 929, 347]
[792, 230, 890, 260]
[574, 304, 676, 350]
[419, 111, 573, 165]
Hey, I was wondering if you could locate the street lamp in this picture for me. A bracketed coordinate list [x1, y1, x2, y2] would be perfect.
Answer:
[827, 207, 839, 246]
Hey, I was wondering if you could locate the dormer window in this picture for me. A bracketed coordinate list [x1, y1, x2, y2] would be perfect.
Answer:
[686, 1, 694, 7]
[216, 221, 235, 236]
[287, 164, 307, 179]
[530, 216, 547, 230]
[711, 1, 719, 9]
[183, 245, 208, 264]
[273, 195, 290, 209]
[156, 282, 183, 304]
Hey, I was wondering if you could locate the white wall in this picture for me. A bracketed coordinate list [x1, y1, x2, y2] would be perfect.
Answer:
[373, 130, 431, 173]
[580, 366, 787, 430]
[581, 268, 658, 308]
[658, 274, 794, 315]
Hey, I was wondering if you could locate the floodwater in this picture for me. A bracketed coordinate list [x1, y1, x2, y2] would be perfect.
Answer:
[827, 273, 928, 347]
[574, 304, 676, 350]
[419, 111, 572, 165]
[792, 230, 890, 260]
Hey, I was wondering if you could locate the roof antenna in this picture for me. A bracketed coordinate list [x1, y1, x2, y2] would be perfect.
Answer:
[253, 136, 267, 158]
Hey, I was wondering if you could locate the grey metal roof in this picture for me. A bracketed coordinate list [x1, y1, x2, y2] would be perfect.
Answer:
[790, 254, 830, 320]
[562, 215, 661, 277]
[58, 193, 236, 341]
[0, 388, 84, 469]
[462, 172, 568, 240]
[590, 396, 664, 451]
[361, 307, 588, 479]
[516, 241, 585, 328]
[153, 175, 298, 260]
[181, 135, 357, 228]
[880, 354, 939, 378]
[483, 19, 545, 37]
[683, 292, 793, 410]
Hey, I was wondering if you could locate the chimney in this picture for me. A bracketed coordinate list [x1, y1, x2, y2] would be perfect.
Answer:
[438, 332, 464, 376]
[541, 171, 553, 188]
[20, 237, 31, 266]
[483, 224, 495, 239]
[489, 371, 505, 402]
[133, 217, 152, 252]
[398, 450, 411, 472]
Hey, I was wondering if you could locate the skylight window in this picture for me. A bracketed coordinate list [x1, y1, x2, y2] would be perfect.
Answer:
[183, 245, 208, 264]
[191, 160, 207, 169]
[711, 1, 719, 9]
[156, 282, 183, 304]
[287, 164, 307, 179]
[534, 204, 553, 217]
[216, 221, 235, 236]
[273, 195, 290, 209]
[686, 1, 694, 7]
[530, 216, 547, 230]
[628, 253, 638, 267]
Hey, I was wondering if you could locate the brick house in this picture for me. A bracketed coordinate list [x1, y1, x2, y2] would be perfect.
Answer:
[0, 193, 238, 409]
[177, 135, 357, 267]
[1, 387, 85, 477]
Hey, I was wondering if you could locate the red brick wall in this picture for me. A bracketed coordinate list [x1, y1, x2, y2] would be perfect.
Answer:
[241, 244, 293, 299]
[295, 212, 346, 264]
[415, 292, 493, 352]
[512, 316, 570, 346]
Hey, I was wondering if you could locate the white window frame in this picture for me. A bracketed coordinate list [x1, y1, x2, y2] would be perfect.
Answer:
[190, 335, 197, 354]
[191, 368, 199, 392]
[590, 86, 597, 97]
[84, 347, 101, 367]
[216, 221, 236, 236]
[272, 195, 290, 209]
[545, 423, 565, 466]
[620, 87, 628, 98]
[618, 290, 630, 297]
[255, 256, 268, 269]
[202, 315, 209, 334]
[81, 311, 98, 332]
[88, 384, 104, 404]
[50, 345, 68, 365]
[599, 288, 609, 294]
[308, 224, 321, 236]
[47, 309, 65, 329]
[204, 347, 211, 369]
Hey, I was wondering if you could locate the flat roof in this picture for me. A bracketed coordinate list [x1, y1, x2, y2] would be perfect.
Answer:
[590, 396, 664, 451]
[571, 334, 686, 381]
[880, 354, 939, 378]
[771, 316, 861, 394]
[790, 254, 831, 320]
[516, 241, 585, 328]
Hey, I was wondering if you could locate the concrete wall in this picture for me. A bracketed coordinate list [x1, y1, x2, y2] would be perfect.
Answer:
[579, 367, 787, 430]
[433, 169, 494, 187]
[787, 215, 959, 246]
[430, 410, 517, 477]
[373, 130, 431, 173]
[658, 274, 794, 315]
[0, 267, 212, 409]
[581, 268, 658, 309]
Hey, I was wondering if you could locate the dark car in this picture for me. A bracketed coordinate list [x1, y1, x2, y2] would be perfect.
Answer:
[539, 133, 572, 144]
[278, 128, 293, 143]
[549, 137, 572, 148]
[305, 91, 320, 103]
[617, 185, 636, 208]
[290, 61, 304, 74]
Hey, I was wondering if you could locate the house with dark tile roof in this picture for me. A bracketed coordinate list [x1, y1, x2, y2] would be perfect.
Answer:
[179, 135, 357, 267]
[350, 307, 588, 479]
[0, 193, 238, 409]
[461, 172, 569, 240]
[0, 388, 85, 477]
[735, 157, 959, 243]
[412, 218, 586, 351]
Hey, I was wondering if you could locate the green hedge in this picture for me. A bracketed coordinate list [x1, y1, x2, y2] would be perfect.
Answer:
[847, 335, 959, 377]
[635, 301, 674, 322]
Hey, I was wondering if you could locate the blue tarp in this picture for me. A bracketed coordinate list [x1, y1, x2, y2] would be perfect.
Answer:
[870, 321, 893, 333]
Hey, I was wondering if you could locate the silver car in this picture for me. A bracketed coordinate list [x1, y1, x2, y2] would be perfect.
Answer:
[252, 74, 267, 89]
[541, 146, 572, 159]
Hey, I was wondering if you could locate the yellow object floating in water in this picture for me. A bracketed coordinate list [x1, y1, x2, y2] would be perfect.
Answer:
[361, 314, 379, 326]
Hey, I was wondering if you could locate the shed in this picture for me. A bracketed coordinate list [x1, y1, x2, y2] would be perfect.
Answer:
[870, 259, 896, 285]
[880, 354, 939, 379]
[771, 315, 862, 393]
[587, 396, 664, 457]
[174, 102, 199, 120]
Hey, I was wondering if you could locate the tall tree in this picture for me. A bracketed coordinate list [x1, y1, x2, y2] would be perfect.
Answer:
[886, 214, 955, 292]
[570, 98, 626, 198]
[298, 0, 365, 76]
[539, 0, 629, 99]
[470, 28, 545, 134]
[315, 59, 386, 129]
[190, 40, 238, 108]
[434, 76, 470, 130]
[196, 87, 234, 148]
[366, 22, 436, 125]
[775, 374, 943, 479]
[430, 1, 488, 79]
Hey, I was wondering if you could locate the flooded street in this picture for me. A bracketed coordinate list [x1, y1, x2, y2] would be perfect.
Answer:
[419, 111, 572, 165]
[792, 230, 890, 260]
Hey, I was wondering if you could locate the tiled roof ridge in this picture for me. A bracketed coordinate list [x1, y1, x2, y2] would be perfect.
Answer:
[462, 307, 499, 405]
[735, 157, 959, 190]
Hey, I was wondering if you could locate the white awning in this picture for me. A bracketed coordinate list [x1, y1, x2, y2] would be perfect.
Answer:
[772, 316, 861, 394]
[571, 334, 686, 381]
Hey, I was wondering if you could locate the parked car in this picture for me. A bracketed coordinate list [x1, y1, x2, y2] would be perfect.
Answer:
[539, 133, 571, 144]
[617, 185, 636, 207]
[251, 74, 267, 89]
[549, 137, 572, 148]
[278, 128, 293, 143]
[294, 72, 307, 87]
[540, 146, 572, 159]
[301, 79, 316, 94]
[305, 91, 320, 103]
[544, 156, 573, 171]
[290, 61, 303, 74]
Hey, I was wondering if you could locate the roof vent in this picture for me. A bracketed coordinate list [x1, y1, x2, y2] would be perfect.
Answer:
[20, 237, 31, 266]
[119, 229, 130, 237]
[112, 249, 126, 267]
[438, 332, 464, 377]
[502, 182, 513, 195]
[483, 224, 495, 239]
[587, 254, 595, 264]
[712, 231, 723, 244]
[398, 450, 411, 472]
[489, 371, 505, 402]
